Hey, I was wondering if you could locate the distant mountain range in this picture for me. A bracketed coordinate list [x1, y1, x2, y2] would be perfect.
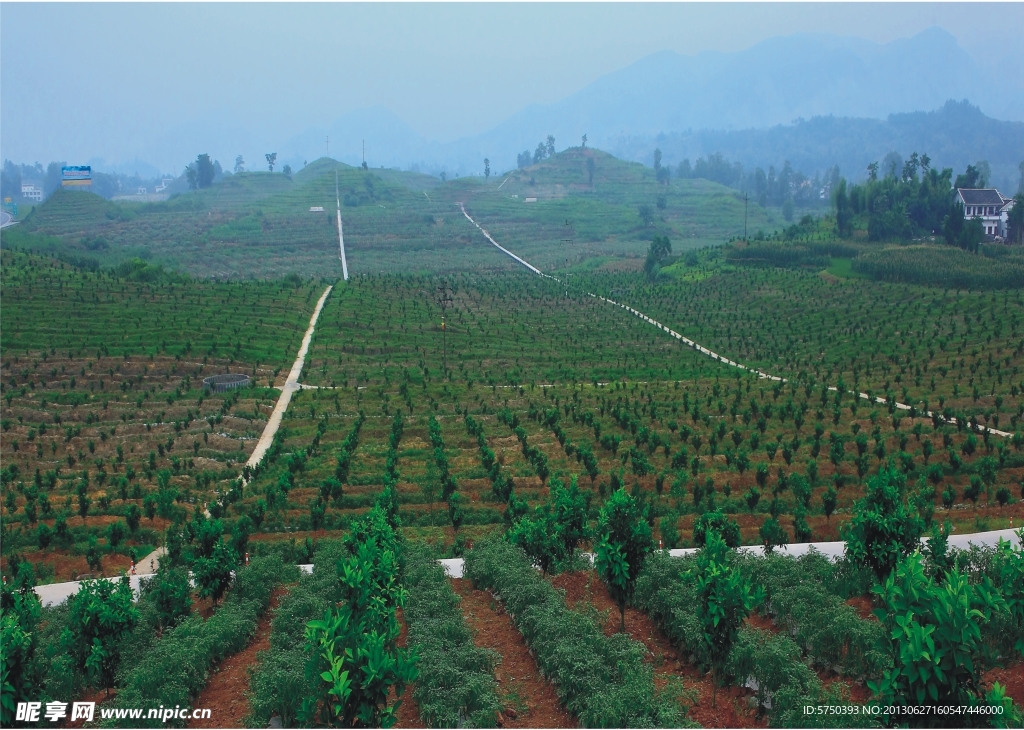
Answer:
[82, 26, 1024, 189]
[609, 100, 1024, 193]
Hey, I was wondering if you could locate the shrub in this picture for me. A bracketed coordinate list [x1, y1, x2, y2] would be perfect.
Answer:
[403, 549, 501, 727]
[105, 556, 297, 728]
[465, 539, 689, 728]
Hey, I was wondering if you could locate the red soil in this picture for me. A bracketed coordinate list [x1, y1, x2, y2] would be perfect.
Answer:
[393, 607, 426, 729]
[983, 660, 1024, 710]
[188, 586, 289, 728]
[549, 570, 766, 729]
[451, 578, 576, 729]
[845, 594, 877, 621]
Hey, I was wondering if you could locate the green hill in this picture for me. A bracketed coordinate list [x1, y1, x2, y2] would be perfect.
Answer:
[3, 148, 790, 279]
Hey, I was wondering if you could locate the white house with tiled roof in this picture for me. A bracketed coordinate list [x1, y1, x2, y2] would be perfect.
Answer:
[955, 188, 1015, 240]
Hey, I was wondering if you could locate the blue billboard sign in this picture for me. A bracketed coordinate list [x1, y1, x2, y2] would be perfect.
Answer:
[61, 166, 92, 187]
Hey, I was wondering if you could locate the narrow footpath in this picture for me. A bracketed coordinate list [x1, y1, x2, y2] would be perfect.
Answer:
[457, 204, 1012, 439]
[188, 586, 290, 728]
[451, 577, 576, 728]
[244, 284, 333, 477]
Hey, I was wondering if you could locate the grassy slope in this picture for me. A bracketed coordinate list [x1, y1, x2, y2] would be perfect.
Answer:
[4, 149, 785, 279]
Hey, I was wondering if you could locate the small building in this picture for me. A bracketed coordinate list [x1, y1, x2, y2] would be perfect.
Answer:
[20, 183, 43, 201]
[955, 188, 1015, 240]
[309, 206, 325, 212]
[153, 178, 174, 193]
[524, 197, 537, 203]
[137, 187, 147, 195]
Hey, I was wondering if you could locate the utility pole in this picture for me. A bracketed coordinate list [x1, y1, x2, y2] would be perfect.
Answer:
[744, 193, 748, 241]
[436, 282, 453, 376]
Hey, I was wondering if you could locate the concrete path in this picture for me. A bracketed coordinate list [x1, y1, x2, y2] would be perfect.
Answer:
[436, 527, 1022, 579]
[458, 205, 1012, 440]
[138, 546, 166, 574]
[31, 528, 1022, 605]
[243, 285, 333, 478]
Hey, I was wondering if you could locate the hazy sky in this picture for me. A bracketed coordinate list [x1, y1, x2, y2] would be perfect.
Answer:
[2, 2, 1022, 172]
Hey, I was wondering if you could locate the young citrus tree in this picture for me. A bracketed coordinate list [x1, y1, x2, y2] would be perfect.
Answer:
[303, 507, 417, 727]
[594, 487, 653, 632]
[62, 577, 138, 693]
[508, 475, 589, 573]
[842, 462, 924, 580]
[688, 530, 762, 708]
[759, 516, 789, 555]
[143, 565, 192, 633]
[869, 551, 1021, 726]
[192, 538, 236, 605]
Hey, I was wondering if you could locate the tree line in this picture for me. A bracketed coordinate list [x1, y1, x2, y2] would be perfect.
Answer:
[832, 153, 1024, 248]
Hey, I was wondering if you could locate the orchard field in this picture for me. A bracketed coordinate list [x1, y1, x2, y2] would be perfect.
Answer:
[3, 153, 1024, 729]
[0, 250, 322, 581]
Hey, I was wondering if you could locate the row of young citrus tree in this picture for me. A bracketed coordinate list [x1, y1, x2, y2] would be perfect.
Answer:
[0, 541, 295, 728]
[493, 460, 1024, 728]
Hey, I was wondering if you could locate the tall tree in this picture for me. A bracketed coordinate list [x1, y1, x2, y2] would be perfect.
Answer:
[234, 155, 245, 174]
[954, 164, 982, 190]
[975, 160, 991, 187]
[196, 154, 215, 188]
[1008, 194, 1024, 245]
[581, 133, 587, 148]
[483, 158, 490, 178]
[545, 135, 555, 158]
[833, 178, 852, 237]
[265, 152, 277, 173]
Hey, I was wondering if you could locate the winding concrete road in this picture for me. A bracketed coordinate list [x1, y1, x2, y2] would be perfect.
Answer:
[458, 204, 1012, 440]
[243, 285, 333, 479]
